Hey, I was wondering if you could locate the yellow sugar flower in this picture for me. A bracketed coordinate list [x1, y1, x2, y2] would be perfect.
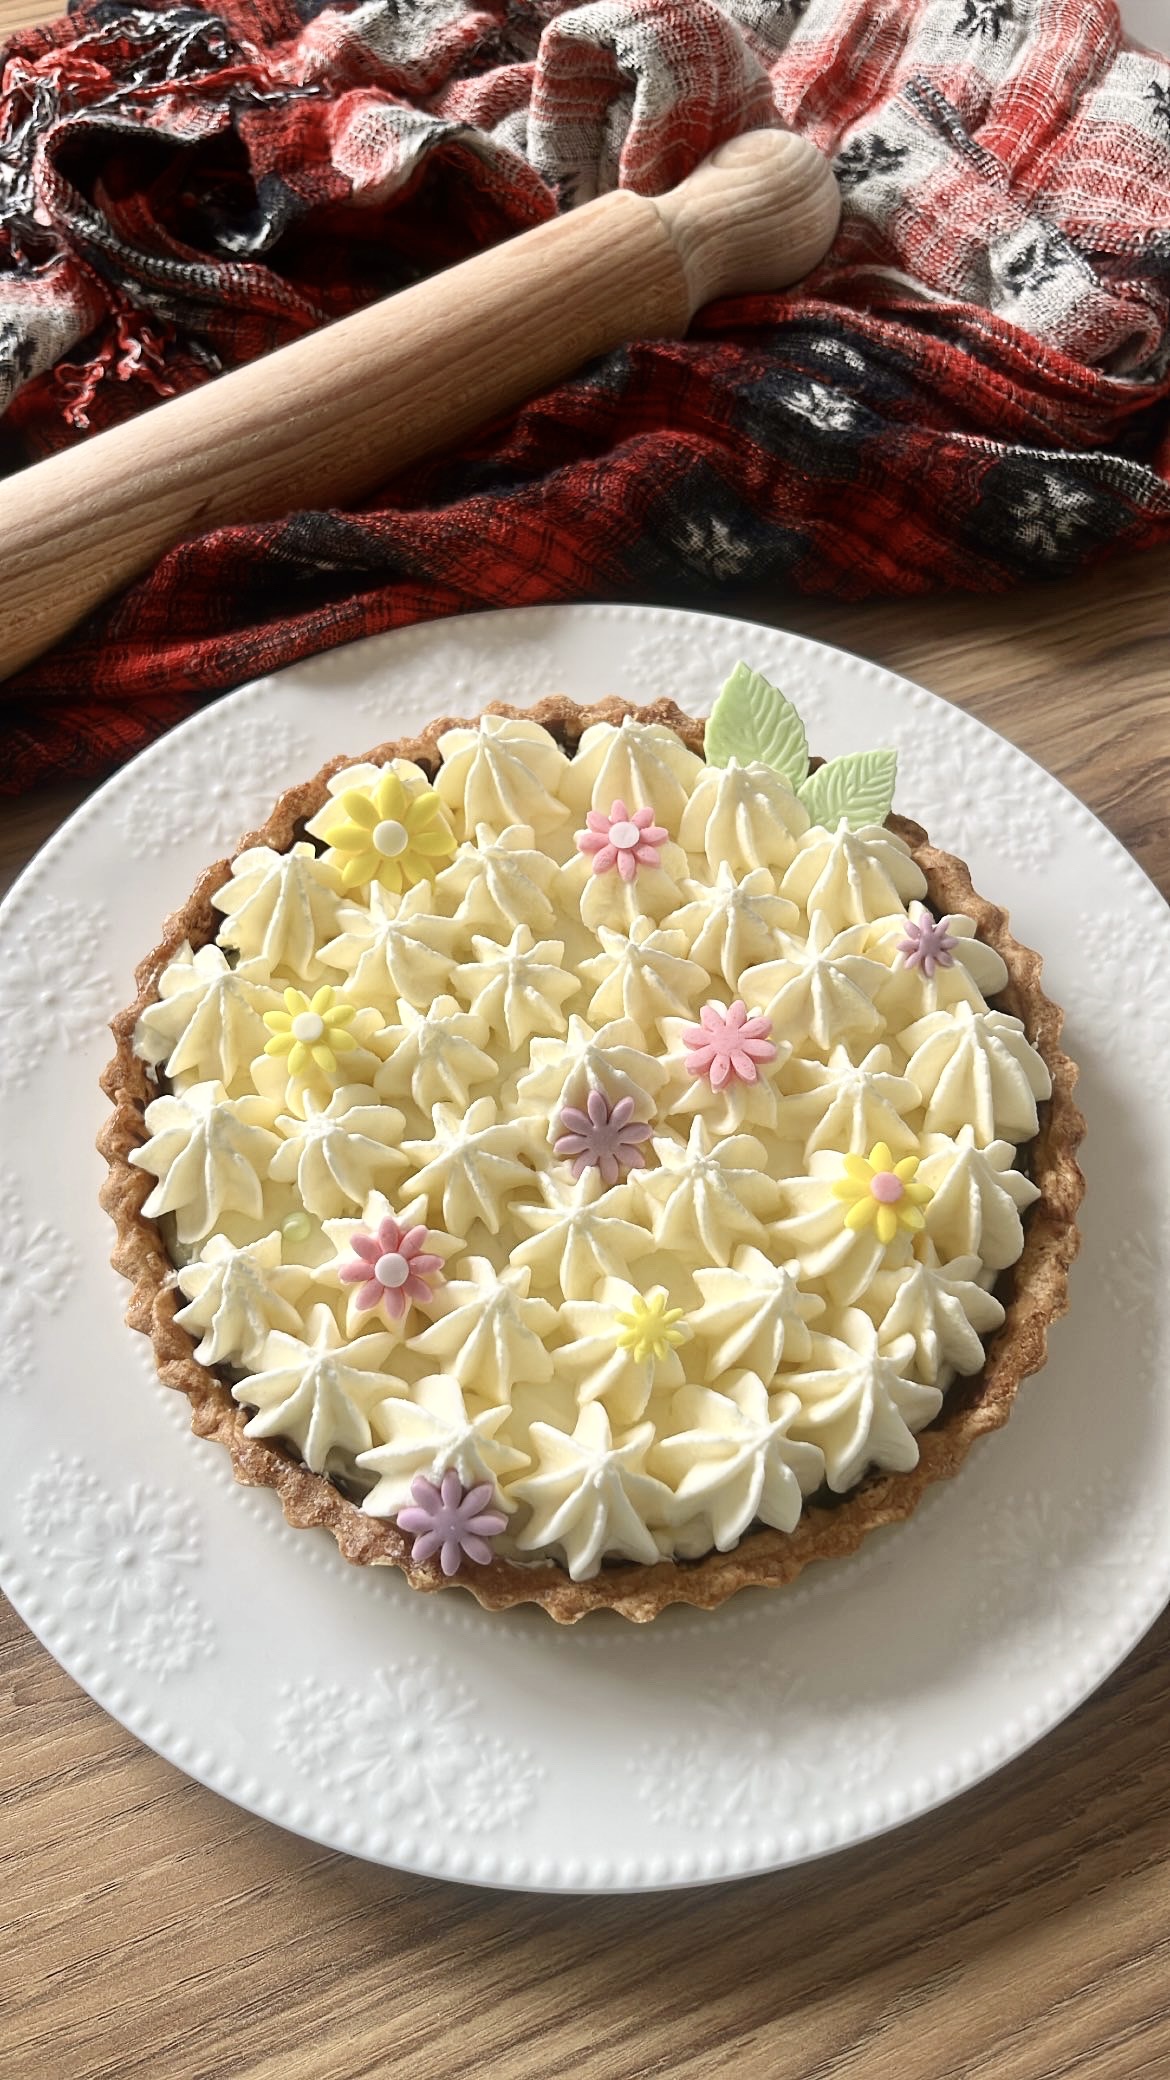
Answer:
[263, 986, 358, 1083]
[615, 1288, 690, 1366]
[325, 771, 456, 894]
[831, 1141, 932, 1246]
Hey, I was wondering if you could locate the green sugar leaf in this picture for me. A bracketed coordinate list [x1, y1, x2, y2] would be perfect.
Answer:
[797, 748, 898, 831]
[704, 662, 809, 788]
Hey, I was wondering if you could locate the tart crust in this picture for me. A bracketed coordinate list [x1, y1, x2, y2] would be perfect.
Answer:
[98, 695, 1085, 1623]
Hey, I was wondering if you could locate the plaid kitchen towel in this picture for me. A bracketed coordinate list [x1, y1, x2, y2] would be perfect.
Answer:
[2, 0, 1170, 788]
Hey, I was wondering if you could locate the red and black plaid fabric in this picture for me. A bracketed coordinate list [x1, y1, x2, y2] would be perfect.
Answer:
[2, 0, 1170, 790]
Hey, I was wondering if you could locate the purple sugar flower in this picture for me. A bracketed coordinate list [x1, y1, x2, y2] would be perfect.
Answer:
[397, 1470, 507, 1575]
[554, 1087, 653, 1183]
[898, 909, 958, 978]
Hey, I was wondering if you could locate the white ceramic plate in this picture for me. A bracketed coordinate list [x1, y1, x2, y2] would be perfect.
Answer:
[2, 603, 1168, 1893]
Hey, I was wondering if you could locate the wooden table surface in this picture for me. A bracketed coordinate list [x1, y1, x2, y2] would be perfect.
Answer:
[2, 541, 1168, 2079]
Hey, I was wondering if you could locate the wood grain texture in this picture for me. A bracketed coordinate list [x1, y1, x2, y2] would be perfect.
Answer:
[0, 0, 47, 31]
[2, 546, 1169, 2080]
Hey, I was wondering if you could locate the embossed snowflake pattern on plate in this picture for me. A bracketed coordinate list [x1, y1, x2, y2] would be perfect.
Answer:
[884, 724, 1059, 872]
[0, 1170, 74, 1389]
[19, 1458, 214, 1678]
[0, 601, 1168, 1893]
[630, 1671, 896, 1830]
[0, 897, 113, 1095]
[276, 1665, 543, 1837]
[114, 713, 314, 856]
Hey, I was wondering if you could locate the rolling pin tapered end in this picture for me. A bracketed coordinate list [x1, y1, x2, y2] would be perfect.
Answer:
[655, 127, 842, 314]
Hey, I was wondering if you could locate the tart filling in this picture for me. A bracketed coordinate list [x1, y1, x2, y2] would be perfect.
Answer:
[109, 666, 1076, 1600]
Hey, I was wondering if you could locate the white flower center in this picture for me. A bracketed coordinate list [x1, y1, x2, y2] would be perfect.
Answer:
[375, 1251, 410, 1289]
[292, 1012, 325, 1043]
[373, 818, 409, 859]
[610, 820, 641, 850]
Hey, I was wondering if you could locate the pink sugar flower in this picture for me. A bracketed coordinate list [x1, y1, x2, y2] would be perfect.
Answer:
[682, 1000, 777, 1091]
[554, 1087, 653, 1184]
[898, 909, 958, 978]
[398, 1470, 508, 1575]
[575, 798, 669, 882]
[339, 1214, 444, 1319]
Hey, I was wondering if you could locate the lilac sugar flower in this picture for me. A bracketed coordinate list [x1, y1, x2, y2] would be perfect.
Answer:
[554, 1087, 653, 1183]
[897, 907, 958, 978]
[398, 1470, 507, 1574]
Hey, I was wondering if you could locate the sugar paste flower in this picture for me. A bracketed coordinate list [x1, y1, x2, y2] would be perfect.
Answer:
[339, 1214, 445, 1320]
[397, 1469, 507, 1574]
[831, 1140, 932, 1245]
[682, 1000, 777, 1091]
[576, 798, 668, 882]
[323, 770, 456, 893]
[263, 985, 357, 1083]
[897, 908, 958, 978]
[553, 1088, 652, 1183]
[614, 1288, 689, 1365]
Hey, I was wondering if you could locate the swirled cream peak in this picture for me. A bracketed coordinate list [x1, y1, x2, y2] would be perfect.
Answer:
[901, 1003, 1051, 1144]
[571, 840, 687, 937]
[560, 716, 705, 824]
[581, 918, 707, 1030]
[234, 1303, 403, 1473]
[514, 1013, 667, 1125]
[318, 881, 466, 1014]
[637, 1118, 782, 1264]
[511, 1401, 673, 1578]
[918, 1127, 1040, 1267]
[866, 901, 1010, 1022]
[552, 1277, 691, 1429]
[679, 757, 809, 876]
[212, 843, 343, 979]
[741, 911, 888, 1054]
[374, 996, 497, 1117]
[130, 1081, 280, 1245]
[777, 1042, 921, 1158]
[780, 819, 927, 926]
[862, 1248, 1006, 1384]
[511, 1172, 651, 1300]
[269, 1085, 408, 1219]
[663, 864, 799, 986]
[436, 823, 561, 936]
[402, 1097, 544, 1236]
[174, 1231, 312, 1367]
[358, 1373, 530, 1519]
[781, 1308, 941, 1493]
[133, 943, 280, 1089]
[435, 715, 571, 839]
[770, 1152, 902, 1307]
[652, 1376, 825, 1548]
[452, 926, 580, 1049]
[689, 1247, 822, 1378]
[407, 1256, 557, 1404]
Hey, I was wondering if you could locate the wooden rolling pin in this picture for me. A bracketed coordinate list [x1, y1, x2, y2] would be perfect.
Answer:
[0, 129, 839, 681]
